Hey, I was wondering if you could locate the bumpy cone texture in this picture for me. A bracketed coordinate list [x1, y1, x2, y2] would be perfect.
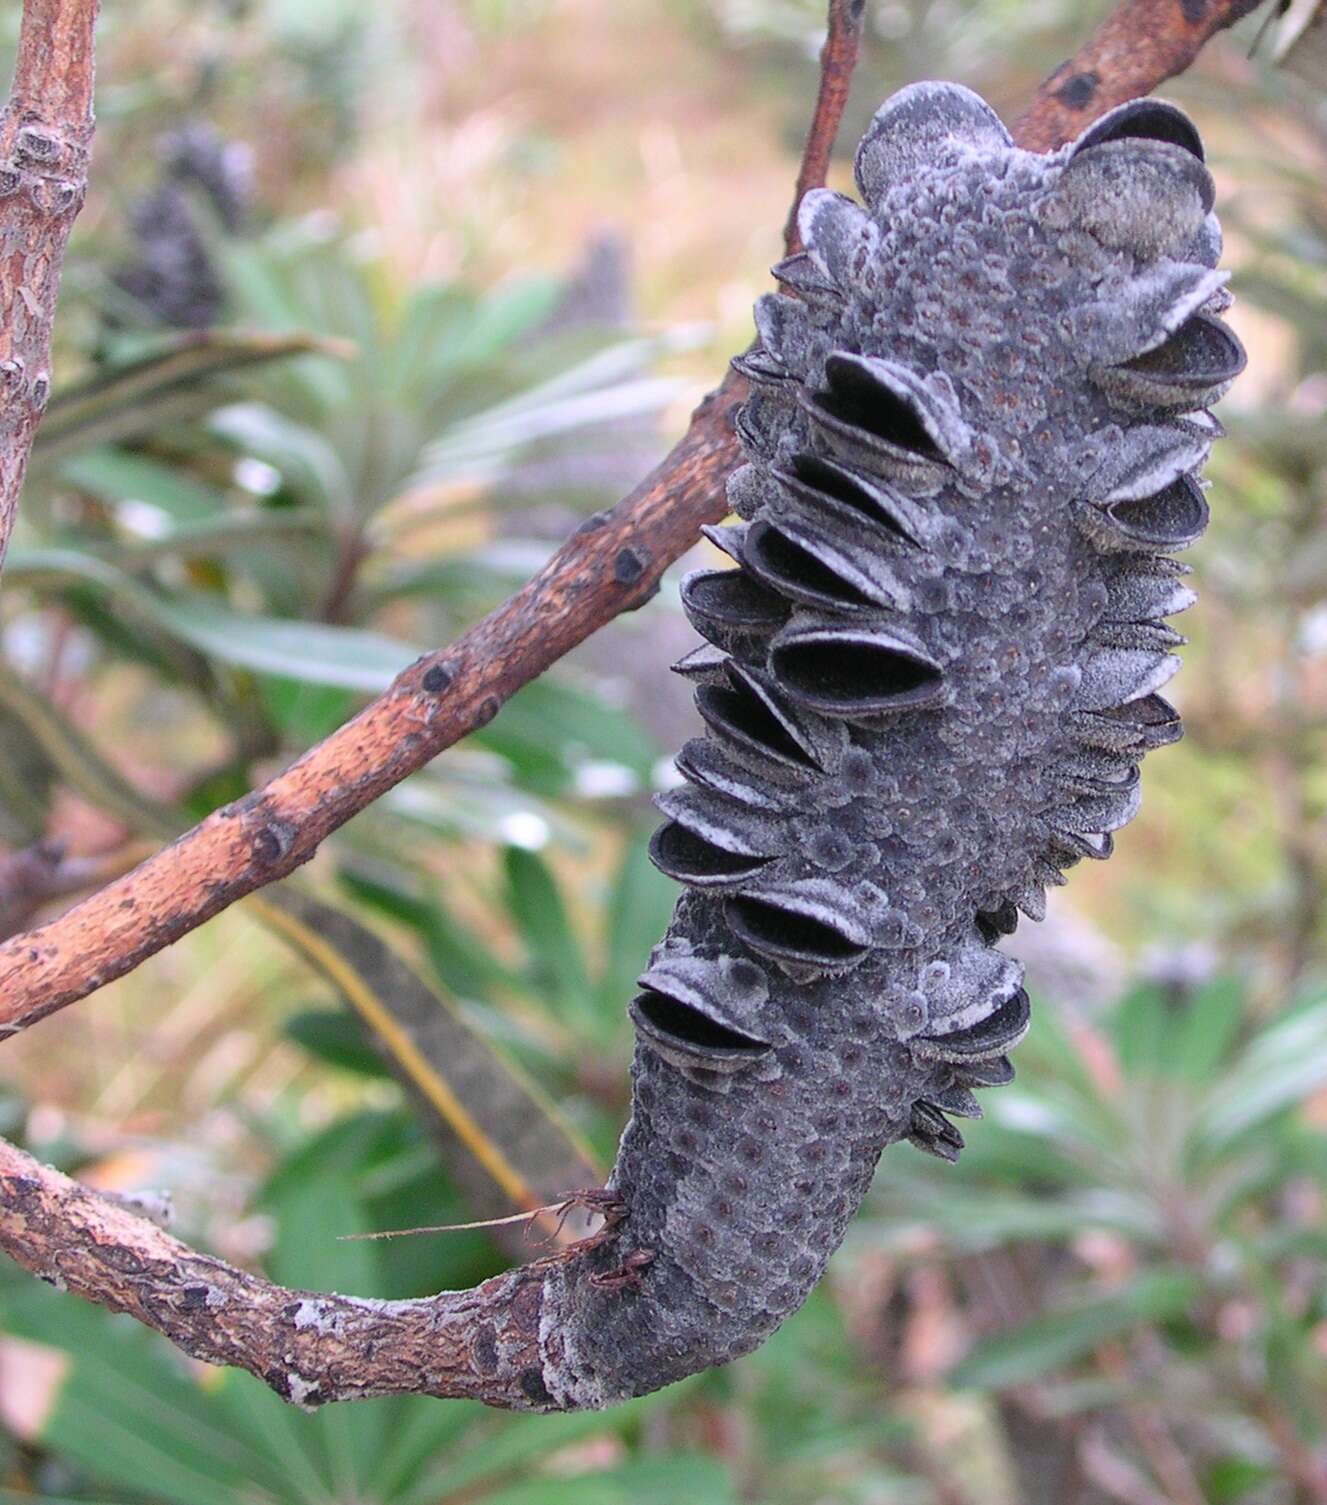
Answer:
[113, 122, 251, 330]
[534, 83, 1244, 1408]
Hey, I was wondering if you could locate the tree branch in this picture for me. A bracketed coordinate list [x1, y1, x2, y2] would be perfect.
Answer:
[0, 0, 99, 574]
[1013, 0, 1266, 152]
[0, 1137, 580, 1410]
[0, 0, 1272, 1414]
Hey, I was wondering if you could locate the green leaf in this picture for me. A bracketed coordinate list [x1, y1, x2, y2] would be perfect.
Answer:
[403, 1400, 668, 1505]
[1190, 997, 1327, 1158]
[436, 278, 560, 373]
[254, 671, 358, 743]
[1112, 983, 1171, 1080]
[253, 887, 602, 1230]
[342, 869, 518, 1004]
[595, 830, 677, 1029]
[0, 658, 180, 839]
[1163, 976, 1248, 1083]
[209, 401, 354, 513]
[6, 547, 419, 691]
[284, 1007, 392, 1076]
[1204, 1456, 1278, 1504]
[32, 329, 344, 466]
[868, 1181, 1158, 1250]
[105, 506, 326, 563]
[1112, 977, 1246, 1084]
[208, 1372, 337, 1505]
[0, 1285, 289, 1505]
[58, 447, 228, 522]
[381, 771, 574, 850]
[152, 593, 416, 690]
[949, 1269, 1201, 1390]
[418, 371, 680, 486]
[476, 677, 660, 794]
[0, 1493, 130, 1505]
[504, 845, 594, 1028]
[370, 1395, 485, 1503]
[476, 1455, 736, 1505]
[383, 282, 474, 396]
[0, 704, 54, 843]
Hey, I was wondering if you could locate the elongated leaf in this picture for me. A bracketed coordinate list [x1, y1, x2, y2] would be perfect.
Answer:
[104, 506, 325, 562]
[383, 283, 475, 397]
[252, 887, 603, 1245]
[0, 660, 180, 839]
[0, 705, 53, 842]
[210, 1373, 340, 1505]
[477, 1455, 736, 1505]
[285, 1008, 391, 1076]
[949, 1269, 1201, 1390]
[382, 772, 574, 850]
[418, 374, 681, 486]
[504, 846, 595, 1031]
[32, 329, 346, 466]
[595, 832, 677, 1041]
[0, 1493, 129, 1505]
[1112, 976, 1245, 1084]
[7, 548, 418, 691]
[209, 401, 354, 513]
[868, 1181, 1159, 1250]
[58, 447, 228, 522]
[342, 868, 520, 1004]
[426, 277, 561, 379]
[404, 1398, 674, 1505]
[1189, 998, 1327, 1158]
[369, 1390, 482, 1504]
[475, 677, 661, 793]
[149, 594, 416, 690]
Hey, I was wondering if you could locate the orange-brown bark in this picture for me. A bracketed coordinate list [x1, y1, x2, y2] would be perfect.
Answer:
[1014, 0, 1265, 151]
[0, 0, 99, 572]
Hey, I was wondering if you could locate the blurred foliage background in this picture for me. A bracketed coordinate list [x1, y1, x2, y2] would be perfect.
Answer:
[1, 1, 1325, 1502]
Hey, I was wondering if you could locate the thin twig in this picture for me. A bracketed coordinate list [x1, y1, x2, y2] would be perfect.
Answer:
[340, 1188, 621, 1246]
[783, 0, 867, 254]
[340, 1208, 557, 1242]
